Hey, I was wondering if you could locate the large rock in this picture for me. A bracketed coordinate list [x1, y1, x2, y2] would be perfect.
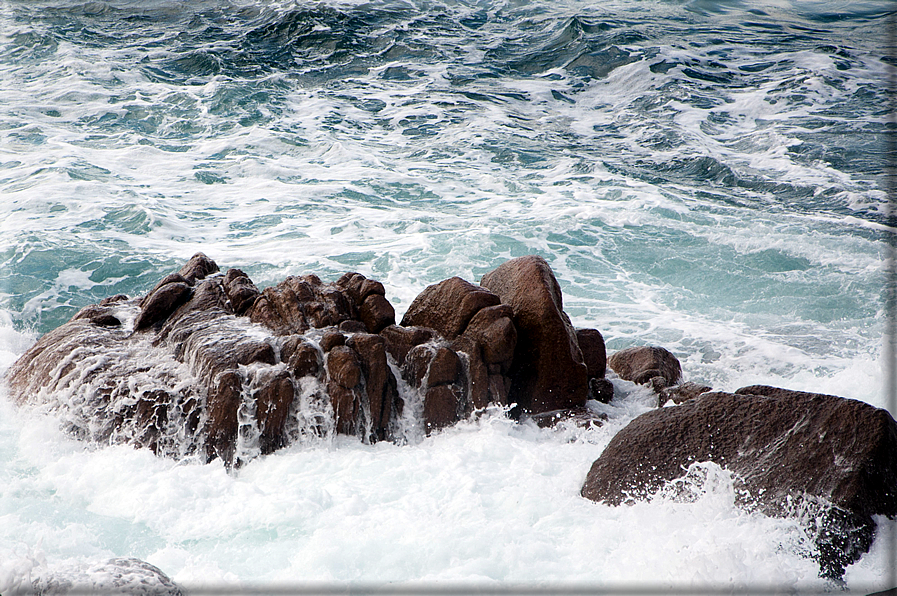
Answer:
[401, 276, 500, 339]
[580, 388, 897, 579]
[480, 255, 588, 416]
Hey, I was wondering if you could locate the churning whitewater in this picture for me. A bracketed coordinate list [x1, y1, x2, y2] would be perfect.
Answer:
[0, 0, 894, 592]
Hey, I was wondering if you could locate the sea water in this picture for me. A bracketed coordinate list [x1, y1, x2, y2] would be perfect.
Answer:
[0, 0, 894, 592]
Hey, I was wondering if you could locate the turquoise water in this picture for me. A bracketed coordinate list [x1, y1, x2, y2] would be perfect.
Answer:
[0, 0, 894, 591]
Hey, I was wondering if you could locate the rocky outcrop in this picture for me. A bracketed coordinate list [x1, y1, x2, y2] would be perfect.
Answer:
[580, 387, 897, 579]
[480, 255, 589, 416]
[7, 252, 897, 580]
[7, 252, 636, 463]
[6, 254, 536, 465]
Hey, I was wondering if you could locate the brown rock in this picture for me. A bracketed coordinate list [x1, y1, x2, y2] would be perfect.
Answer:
[326, 345, 362, 389]
[576, 328, 607, 379]
[480, 255, 588, 415]
[132, 389, 171, 453]
[359, 294, 396, 333]
[320, 330, 346, 352]
[453, 335, 490, 410]
[335, 272, 386, 304]
[347, 333, 398, 439]
[401, 277, 500, 339]
[380, 325, 435, 365]
[255, 370, 294, 454]
[607, 345, 681, 389]
[339, 320, 368, 333]
[140, 273, 188, 307]
[313, 287, 354, 328]
[223, 268, 259, 314]
[334, 272, 366, 302]
[7, 258, 406, 466]
[205, 370, 242, 464]
[281, 336, 321, 379]
[424, 384, 461, 432]
[580, 389, 897, 579]
[328, 383, 359, 435]
[401, 344, 434, 387]
[427, 347, 461, 386]
[134, 281, 192, 331]
[248, 283, 310, 336]
[464, 305, 517, 368]
[178, 252, 219, 284]
[73, 304, 122, 327]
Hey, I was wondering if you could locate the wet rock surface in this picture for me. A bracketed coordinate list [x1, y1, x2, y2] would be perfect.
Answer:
[31, 557, 184, 596]
[580, 387, 897, 579]
[6, 253, 575, 465]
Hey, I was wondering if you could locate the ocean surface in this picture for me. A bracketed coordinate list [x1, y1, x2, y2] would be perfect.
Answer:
[0, 0, 895, 592]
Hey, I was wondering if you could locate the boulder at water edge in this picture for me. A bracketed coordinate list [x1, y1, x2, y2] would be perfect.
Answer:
[607, 345, 682, 391]
[580, 387, 897, 579]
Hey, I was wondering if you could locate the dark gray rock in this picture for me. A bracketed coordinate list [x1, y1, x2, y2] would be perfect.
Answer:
[581, 388, 897, 579]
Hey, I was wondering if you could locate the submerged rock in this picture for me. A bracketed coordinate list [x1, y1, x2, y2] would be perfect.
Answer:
[32, 557, 183, 596]
[580, 387, 897, 579]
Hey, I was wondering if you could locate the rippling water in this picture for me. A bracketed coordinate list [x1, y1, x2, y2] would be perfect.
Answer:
[0, 0, 895, 592]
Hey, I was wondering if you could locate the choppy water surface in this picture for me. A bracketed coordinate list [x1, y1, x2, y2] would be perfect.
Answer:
[0, 0, 895, 591]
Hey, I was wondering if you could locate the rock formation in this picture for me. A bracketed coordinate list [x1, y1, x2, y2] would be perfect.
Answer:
[7, 253, 607, 466]
[580, 387, 897, 579]
[6, 252, 897, 580]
